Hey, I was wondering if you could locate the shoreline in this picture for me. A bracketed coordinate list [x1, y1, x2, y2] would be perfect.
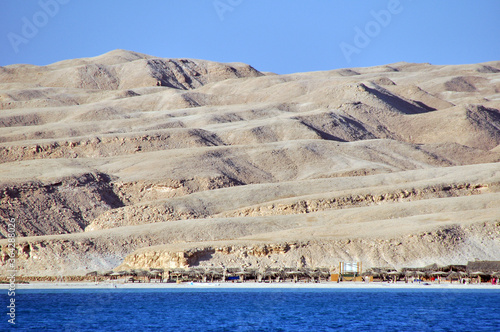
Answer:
[2, 281, 500, 290]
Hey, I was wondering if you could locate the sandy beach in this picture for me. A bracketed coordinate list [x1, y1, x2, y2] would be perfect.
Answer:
[3, 281, 500, 290]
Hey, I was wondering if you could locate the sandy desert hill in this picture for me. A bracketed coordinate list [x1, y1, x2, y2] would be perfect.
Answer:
[0, 50, 499, 276]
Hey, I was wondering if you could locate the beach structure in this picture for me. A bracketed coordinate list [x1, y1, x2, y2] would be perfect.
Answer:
[387, 271, 402, 283]
[29, 261, 500, 285]
[149, 269, 164, 282]
[259, 268, 276, 283]
[467, 261, 500, 283]
[234, 270, 252, 282]
[332, 262, 362, 282]
[286, 270, 303, 283]
[430, 271, 447, 283]
[85, 271, 99, 283]
[109, 272, 121, 280]
[467, 261, 500, 274]
[446, 271, 466, 283]
[202, 268, 224, 282]
[97, 261, 500, 285]
[315, 268, 331, 282]
[169, 269, 184, 283]
[190, 268, 205, 282]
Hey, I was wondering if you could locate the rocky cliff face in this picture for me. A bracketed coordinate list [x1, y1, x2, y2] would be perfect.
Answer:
[0, 173, 123, 238]
[117, 221, 500, 272]
[1, 51, 500, 276]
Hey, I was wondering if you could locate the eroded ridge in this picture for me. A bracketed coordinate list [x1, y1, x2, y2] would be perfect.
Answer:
[0, 52, 499, 276]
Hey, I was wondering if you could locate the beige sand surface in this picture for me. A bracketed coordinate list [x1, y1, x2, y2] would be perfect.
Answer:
[2, 281, 499, 290]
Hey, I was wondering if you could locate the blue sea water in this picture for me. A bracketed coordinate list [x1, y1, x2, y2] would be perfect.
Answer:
[2, 288, 500, 331]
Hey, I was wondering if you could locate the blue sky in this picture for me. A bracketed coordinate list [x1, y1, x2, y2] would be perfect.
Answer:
[0, 0, 499, 74]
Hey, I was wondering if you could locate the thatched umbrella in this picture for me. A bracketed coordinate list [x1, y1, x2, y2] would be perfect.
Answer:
[245, 269, 258, 282]
[235, 271, 252, 282]
[260, 270, 276, 283]
[470, 271, 489, 283]
[150, 269, 164, 276]
[447, 271, 463, 283]
[272, 268, 287, 282]
[170, 272, 182, 283]
[169, 268, 186, 283]
[430, 271, 447, 283]
[149, 269, 164, 282]
[133, 269, 150, 282]
[270, 268, 285, 282]
[85, 271, 99, 283]
[491, 272, 500, 284]
[307, 270, 322, 283]
[317, 268, 331, 281]
[204, 269, 223, 282]
[387, 271, 401, 282]
[211, 271, 223, 282]
[185, 269, 201, 282]
[120, 270, 136, 282]
[280, 268, 292, 282]
[286, 271, 302, 283]
[109, 272, 121, 280]
[255, 268, 267, 282]
[405, 270, 424, 277]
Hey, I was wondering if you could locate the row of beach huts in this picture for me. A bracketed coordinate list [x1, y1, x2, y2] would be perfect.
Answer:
[81, 261, 500, 284]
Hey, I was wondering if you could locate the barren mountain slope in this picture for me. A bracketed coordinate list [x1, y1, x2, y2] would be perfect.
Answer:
[0, 51, 499, 276]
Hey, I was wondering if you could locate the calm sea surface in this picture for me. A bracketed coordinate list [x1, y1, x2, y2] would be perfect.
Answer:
[2, 288, 500, 331]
